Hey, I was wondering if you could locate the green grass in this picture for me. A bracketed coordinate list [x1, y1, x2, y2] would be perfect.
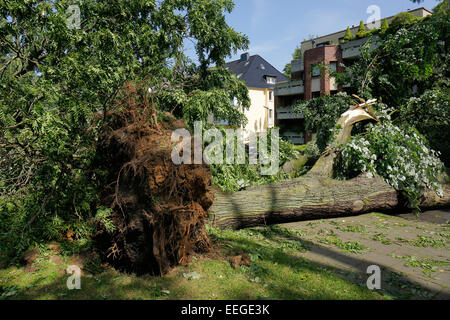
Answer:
[386, 272, 434, 299]
[0, 225, 389, 300]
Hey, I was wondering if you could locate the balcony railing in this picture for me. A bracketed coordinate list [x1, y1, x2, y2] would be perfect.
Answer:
[282, 131, 305, 145]
[275, 79, 304, 96]
[341, 36, 380, 59]
[276, 106, 303, 120]
[291, 59, 304, 73]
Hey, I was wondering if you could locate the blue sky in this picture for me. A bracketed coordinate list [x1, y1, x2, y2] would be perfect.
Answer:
[185, 0, 441, 71]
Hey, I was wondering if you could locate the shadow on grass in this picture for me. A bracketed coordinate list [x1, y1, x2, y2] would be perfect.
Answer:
[4, 223, 447, 300]
[215, 178, 449, 300]
[242, 226, 450, 300]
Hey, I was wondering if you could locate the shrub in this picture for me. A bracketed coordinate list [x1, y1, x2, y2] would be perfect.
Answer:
[341, 27, 353, 43]
[389, 12, 420, 33]
[380, 18, 389, 34]
[356, 20, 367, 39]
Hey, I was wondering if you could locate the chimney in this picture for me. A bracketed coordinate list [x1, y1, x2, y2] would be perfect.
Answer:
[240, 52, 250, 62]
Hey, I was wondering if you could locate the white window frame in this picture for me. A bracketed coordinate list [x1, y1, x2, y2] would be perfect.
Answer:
[266, 76, 276, 84]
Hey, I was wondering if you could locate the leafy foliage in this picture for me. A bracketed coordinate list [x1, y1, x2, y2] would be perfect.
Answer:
[334, 5, 450, 164]
[0, 0, 248, 260]
[341, 27, 353, 43]
[210, 128, 300, 192]
[399, 88, 450, 165]
[356, 20, 367, 39]
[283, 46, 302, 78]
[380, 18, 389, 34]
[334, 121, 445, 211]
[293, 93, 354, 152]
[388, 12, 421, 33]
[294, 11, 449, 211]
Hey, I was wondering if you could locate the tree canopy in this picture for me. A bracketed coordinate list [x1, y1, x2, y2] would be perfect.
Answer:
[0, 0, 250, 259]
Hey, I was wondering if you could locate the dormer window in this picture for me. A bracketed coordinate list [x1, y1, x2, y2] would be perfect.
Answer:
[265, 76, 276, 84]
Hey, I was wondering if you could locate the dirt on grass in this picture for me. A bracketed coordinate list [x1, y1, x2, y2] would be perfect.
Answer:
[93, 83, 214, 276]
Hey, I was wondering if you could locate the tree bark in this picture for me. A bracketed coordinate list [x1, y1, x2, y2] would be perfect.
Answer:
[208, 173, 450, 229]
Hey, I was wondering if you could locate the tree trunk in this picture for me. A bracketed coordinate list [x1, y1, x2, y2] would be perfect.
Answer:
[208, 102, 450, 229]
[208, 173, 450, 229]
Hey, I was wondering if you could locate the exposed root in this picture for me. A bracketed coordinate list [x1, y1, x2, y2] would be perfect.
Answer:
[94, 82, 214, 275]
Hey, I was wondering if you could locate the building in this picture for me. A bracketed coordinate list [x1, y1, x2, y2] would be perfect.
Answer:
[275, 7, 432, 145]
[218, 53, 288, 138]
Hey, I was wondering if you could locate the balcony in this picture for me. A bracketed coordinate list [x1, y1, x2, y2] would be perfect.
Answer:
[291, 59, 304, 73]
[275, 79, 304, 96]
[341, 36, 380, 60]
[277, 106, 303, 120]
[282, 131, 305, 145]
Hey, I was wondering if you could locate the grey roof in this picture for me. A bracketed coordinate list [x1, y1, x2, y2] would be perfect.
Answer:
[225, 54, 288, 89]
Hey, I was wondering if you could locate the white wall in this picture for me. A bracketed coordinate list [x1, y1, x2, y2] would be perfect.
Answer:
[209, 88, 275, 140]
[242, 88, 275, 137]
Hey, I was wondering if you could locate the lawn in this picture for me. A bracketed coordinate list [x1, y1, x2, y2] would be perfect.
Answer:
[0, 225, 393, 300]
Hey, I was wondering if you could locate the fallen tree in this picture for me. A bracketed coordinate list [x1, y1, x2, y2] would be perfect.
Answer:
[208, 99, 450, 229]
[208, 173, 450, 230]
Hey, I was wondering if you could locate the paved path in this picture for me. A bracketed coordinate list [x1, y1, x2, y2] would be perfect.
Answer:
[280, 209, 450, 299]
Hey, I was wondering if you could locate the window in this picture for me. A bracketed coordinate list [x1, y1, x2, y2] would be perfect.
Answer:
[316, 41, 330, 47]
[330, 61, 337, 72]
[311, 65, 321, 77]
[269, 91, 273, 101]
[266, 76, 276, 84]
[269, 109, 273, 118]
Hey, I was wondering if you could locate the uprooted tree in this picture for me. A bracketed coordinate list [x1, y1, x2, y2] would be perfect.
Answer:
[1, 0, 449, 276]
[0, 0, 249, 268]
